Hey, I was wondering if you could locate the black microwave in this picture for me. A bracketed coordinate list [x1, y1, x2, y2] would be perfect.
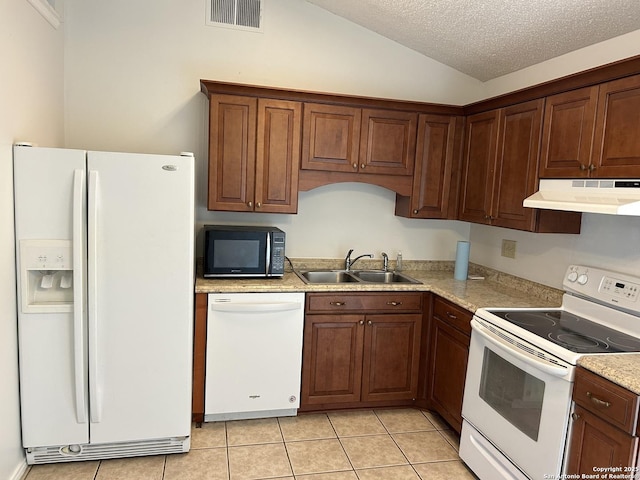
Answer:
[203, 225, 286, 278]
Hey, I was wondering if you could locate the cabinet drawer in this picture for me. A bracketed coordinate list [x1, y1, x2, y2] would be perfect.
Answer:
[306, 292, 422, 313]
[432, 296, 472, 336]
[573, 367, 640, 435]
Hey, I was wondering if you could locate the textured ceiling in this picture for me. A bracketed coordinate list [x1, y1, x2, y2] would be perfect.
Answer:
[306, 0, 640, 81]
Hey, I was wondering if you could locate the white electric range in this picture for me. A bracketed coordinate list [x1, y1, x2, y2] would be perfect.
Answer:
[460, 265, 640, 480]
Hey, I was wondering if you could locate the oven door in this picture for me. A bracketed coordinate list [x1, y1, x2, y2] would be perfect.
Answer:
[461, 317, 574, 480]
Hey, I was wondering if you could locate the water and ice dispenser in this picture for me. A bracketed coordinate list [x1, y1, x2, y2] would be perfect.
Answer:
[19, 240, 74, 313]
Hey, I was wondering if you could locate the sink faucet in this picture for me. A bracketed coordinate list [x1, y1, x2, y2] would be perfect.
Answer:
[344, 249, 373, 271]
[381, 252, 389, 271]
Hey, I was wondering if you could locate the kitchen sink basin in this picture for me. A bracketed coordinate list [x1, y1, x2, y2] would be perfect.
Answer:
[351, 270, 421, 284]
[298, 270, 360, 283]
[296, 269, 421, 284]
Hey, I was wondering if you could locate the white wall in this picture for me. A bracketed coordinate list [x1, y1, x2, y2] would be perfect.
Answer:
[0, 0, 65, 478]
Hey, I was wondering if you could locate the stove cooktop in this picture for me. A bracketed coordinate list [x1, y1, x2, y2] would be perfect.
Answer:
[489, 309, 640, 354]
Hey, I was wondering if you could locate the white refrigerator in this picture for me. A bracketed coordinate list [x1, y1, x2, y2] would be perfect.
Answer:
[13, 145, 195, 464]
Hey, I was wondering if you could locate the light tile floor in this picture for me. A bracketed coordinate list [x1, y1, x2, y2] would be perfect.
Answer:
[24, 409, 477, 480]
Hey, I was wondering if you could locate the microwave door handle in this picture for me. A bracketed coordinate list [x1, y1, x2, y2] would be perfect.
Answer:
[471, 319, 569, 378]
[265, 232, 271, 275]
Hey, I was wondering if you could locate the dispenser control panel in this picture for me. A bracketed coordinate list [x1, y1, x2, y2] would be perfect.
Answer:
[21, 240, 73, 270]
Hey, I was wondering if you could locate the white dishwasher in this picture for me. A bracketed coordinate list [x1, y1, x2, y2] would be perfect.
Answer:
[204, 292, 305, 422]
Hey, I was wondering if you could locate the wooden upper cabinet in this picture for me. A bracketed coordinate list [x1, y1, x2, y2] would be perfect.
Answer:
[539, 86, 598, 178]
[207, 94, 301, 213]
[458, 110, 500, 225]
[540, 74, 640, 178]
[255, 99, 301, 213]
[301, 103, 361, 173]
[395, 114, 461, 219]
[491, 99, 544, 231]
[592, 74, 640, 177]
[208, 95, 257, 211]
[359, 109, 417, 175]
[459, 100, 581, 233]
[301, 103, 417, 176]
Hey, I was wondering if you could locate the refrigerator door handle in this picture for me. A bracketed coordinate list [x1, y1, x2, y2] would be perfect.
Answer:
[72, 169, 88, 424]
[88, 170, 102, 423]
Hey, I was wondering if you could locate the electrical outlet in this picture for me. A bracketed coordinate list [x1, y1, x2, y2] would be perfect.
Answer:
[501, 239, 516, 259]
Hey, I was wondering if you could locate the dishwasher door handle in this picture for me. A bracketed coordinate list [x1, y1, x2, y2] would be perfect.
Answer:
[210, 301, 302, 313]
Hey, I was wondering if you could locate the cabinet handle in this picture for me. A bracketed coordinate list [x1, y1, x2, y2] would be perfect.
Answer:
[588, 164, 597, 172]
[446, 311, 458, 320]
[579, 164, 587, 171]
[586, 391, 611, 408]
[329, 301, 346, 306]
[386, 301, 403, 306]
[571, 412, 581, 421]
[247, 201, 253, 208]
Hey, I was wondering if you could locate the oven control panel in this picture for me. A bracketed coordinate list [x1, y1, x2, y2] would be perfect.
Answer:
[565, 265, 640, 312]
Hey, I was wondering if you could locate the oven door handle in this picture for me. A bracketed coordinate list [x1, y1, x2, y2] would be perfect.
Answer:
[471, 319, 569, 378]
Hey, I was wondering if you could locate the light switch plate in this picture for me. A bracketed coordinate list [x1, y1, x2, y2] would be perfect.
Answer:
[501, 239, 516, 259]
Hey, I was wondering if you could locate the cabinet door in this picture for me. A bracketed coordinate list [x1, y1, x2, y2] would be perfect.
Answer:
[403, 114, 459, 218]
[359, 109, 417, 176]
[592, 75, 640, 177]
[458, 110, 499, 224]
[361, 314, 422, 402]
[255, 99, 301, 213]
[208, 95, 257, 211]
[566, 405, 638, 475]
[427, 315, 470, 433]
[491, 99, 544, 231]
[301, 103, 361, 173]
[539, 87, 598, 178]
[301, 315, 364, 406]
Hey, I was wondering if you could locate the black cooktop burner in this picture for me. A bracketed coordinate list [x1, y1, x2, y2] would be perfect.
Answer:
[489, 309, 640, 354]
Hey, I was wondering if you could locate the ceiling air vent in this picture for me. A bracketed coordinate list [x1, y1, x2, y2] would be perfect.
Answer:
[207, 0, 263, 32]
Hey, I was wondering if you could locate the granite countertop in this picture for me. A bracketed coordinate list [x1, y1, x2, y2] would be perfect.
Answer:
[195, 259, 564, 311]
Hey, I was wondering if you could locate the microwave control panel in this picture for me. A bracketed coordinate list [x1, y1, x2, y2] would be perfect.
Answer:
[271, 231, 285, 275]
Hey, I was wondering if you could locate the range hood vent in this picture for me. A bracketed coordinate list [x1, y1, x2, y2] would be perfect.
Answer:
[523, 179, 640, 215]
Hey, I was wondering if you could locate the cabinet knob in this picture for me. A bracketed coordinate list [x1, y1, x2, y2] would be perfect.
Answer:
[571, 412, 581, 421]
[588, 164, 597, 172]
[367, 320, 372, 326]
[579, 164, 587, 171]
[413, 209, 419, 215]
[352, 163, 358, 169]
[247, 201, 253, 208]
[361, 164, 366, 169]
[256, 202, 262, 208]
[359, 320, 364, 325]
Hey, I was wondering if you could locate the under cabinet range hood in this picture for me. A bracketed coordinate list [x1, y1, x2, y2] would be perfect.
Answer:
[523, 179, 640, 215]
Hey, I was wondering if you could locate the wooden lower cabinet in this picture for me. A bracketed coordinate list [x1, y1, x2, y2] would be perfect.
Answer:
[300, 293, 422, 410]
[566, 367, 640, 475]
[425, 296, 472, 433]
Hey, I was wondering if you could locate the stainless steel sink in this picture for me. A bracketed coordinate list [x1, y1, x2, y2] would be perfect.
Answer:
[298, 270, 360, 283]
[351, 270, 421, 284]
[296, 269, 421, 284]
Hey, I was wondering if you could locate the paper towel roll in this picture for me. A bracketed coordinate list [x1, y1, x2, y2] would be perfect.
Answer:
[454, 241, 470, 280]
